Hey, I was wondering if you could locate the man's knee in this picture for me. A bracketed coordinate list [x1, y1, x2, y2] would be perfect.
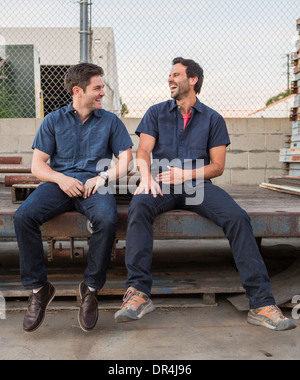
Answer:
[128, 195, 157, 219]
[13, 203, 38, 228]
[90, 209, 117, 232]
[225, 207, 250, 229]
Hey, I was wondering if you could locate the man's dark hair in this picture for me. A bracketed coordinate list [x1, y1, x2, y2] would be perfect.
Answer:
[64, 63, 104, 95]
[172, 57, 204, 95]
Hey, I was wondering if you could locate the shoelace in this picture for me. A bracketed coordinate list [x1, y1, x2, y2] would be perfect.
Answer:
[121, 288, 147, 311]
[28, 293, 42, 311]
[269, 305, 285, 319]
[122, 288, 137, 308]
[258, 305, 285, 320]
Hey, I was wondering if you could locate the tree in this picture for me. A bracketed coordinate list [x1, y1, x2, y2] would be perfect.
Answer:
[266, 89, 291, 106]
[0, 56, 20, 118]
[120, 97, 129, 117]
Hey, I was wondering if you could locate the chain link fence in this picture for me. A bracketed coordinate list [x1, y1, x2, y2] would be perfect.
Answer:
[0, 0, 300, 119]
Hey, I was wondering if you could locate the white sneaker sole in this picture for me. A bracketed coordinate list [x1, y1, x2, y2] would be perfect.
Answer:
[115, 301, 156, 323]
[247, 314, 297, 331]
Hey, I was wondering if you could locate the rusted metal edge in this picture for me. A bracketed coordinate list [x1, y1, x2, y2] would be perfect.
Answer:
[1, 209, 300, 239]
[0, 157, 23, 165]
[5, 176, 41, 187]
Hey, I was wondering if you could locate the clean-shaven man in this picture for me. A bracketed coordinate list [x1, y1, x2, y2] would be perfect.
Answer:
[114, 57, 296, 331]
[14, 63, 133, 333]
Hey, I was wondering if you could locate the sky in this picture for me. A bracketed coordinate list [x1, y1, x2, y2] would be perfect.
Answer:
[1, 0, 300, 117]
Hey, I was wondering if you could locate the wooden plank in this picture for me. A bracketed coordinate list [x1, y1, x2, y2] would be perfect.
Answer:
[5, 297, 218, 312]
[260, 182, 300, 196]
[0, 262, 244, 299]
[268, 176, 300, 188]
[0, 164, 31, 173]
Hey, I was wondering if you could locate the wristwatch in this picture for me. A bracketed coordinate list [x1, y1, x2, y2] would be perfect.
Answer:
[99, 171, 109, 185]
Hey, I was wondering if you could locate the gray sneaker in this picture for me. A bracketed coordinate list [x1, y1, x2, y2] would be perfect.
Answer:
[248, 305, 297, 331]
[114, 287, 155, 323]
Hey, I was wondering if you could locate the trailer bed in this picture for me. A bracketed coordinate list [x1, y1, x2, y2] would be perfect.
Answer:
[0, 184, 300, 308]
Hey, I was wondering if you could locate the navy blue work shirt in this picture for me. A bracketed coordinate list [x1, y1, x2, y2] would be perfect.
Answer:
[32, 102, 133, 182]
[136, 98, 230, 178]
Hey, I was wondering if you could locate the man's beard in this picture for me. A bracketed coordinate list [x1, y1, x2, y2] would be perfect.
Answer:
[171, 82, 190, 100]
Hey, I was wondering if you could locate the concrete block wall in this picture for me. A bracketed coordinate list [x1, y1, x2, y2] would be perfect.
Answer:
[0, 117, 291, 186]
[221, 118, 290, 186]
[0, 118, 41, 166]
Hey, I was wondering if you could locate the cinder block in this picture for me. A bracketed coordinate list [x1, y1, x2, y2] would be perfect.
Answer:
[259, 119, 282, 133]
[0, 118, 36, 136]
[247, 118, 265, 133]
[225, 119, 248, 135]
[226, 152, 248, 169]
[19, 135, 35, 153]
[212, 169, 231, 186]
[35, 118, 44, 134]
[265, 134, 287, 151]
[231, 169, 265, 186]
[230, 134, 265, 151]
[249, 152, 281, 169]
[18, 153, 33, 165]
[280, 119, 293, 134]
[122, 118, 140, 135]
[0, 136, 19, 153]
[265, 168, 286, 180]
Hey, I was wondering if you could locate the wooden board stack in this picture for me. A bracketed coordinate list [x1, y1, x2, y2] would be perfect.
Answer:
[262, 19, 300, 195]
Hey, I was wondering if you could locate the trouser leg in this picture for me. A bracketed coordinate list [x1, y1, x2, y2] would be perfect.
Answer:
[13, 182, 73, 289]
[74, 192, 117, 290]
[125, 192, 179, 296]
[183, 183, 275, 309]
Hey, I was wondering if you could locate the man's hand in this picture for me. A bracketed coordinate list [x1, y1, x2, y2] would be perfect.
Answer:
[83, 176, 105, 199]
[156, 166, 187, 185]
[57, 175, 84, 198]
[134, 175, 163, 198]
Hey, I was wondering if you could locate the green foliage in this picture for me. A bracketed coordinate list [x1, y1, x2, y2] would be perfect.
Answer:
[0, 84, 21, 118]
[120, 97, 129, 117]
[266, 89, 291, 106]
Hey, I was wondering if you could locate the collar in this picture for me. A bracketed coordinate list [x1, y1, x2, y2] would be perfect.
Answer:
[65, 102, 102, 118]
[169, 98, 203, 113]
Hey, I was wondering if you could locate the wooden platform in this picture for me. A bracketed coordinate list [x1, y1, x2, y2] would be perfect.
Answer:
[0, 256, 244, 306]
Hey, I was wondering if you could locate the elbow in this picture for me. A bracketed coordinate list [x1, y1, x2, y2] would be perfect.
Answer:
[127, 149, 134, 173]
[218, 165, 225, 176]
[31, 160, 44, 180]
[128, 158, 134, 173]
[214, 163, 225, 178]
[31, 162, 37, 177]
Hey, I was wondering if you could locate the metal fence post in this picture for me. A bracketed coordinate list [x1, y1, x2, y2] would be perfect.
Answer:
[80, 0, 89, 63]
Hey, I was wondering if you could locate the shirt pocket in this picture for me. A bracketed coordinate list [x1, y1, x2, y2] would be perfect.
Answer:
[187, 148, 207, 161]
[55, 129, 75, 159]
[84, 129, 109, 159]
[188, 130, 209, 150]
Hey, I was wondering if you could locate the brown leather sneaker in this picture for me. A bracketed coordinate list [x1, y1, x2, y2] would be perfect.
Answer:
[78, 282, 99, 332]
[23, 282, 56, 333]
